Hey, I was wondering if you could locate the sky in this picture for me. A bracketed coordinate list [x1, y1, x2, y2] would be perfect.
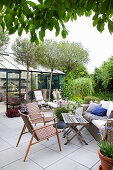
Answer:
[8, 15, 113, 74]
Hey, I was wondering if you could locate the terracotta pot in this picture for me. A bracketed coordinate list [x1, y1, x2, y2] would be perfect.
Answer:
[98, 149, 113, 170]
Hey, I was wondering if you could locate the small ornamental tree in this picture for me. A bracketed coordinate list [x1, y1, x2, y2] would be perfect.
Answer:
[38, 40, 60, 101]
[12, 38, 40, 102]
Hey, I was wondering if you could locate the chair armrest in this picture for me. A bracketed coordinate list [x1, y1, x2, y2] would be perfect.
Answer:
[29, 113, 44, 116]
[30, 116, 45, 122]
[33, 122, 57, 132]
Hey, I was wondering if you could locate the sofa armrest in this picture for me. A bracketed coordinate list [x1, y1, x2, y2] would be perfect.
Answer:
[82, 104, 89, 112]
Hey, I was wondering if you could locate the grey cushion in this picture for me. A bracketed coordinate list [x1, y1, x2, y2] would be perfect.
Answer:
[83, 111, 108, 122]
[86, 103, 101, 112]
[108, 110, 113, 119]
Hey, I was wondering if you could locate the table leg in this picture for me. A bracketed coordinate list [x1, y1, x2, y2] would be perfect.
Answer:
[64, 125, 88, 145]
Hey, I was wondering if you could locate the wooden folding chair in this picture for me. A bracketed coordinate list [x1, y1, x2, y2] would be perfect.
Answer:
[16, 111, 61, 161]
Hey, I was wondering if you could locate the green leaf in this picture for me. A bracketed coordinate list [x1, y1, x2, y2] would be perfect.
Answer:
[65, 0, 70, 8]
[35, 37, 39, 45]
[29, 24, 35, 34]
[61, 29, 68, 39]
[18, 26, 23, 36]
[27, 1, 36, 9]
[97, 19, 105, 32]
[9, 27, 16, 34]
[108, 19, 113, 34]
[39, 28, 45, 41]
[74, 13, 77, 20]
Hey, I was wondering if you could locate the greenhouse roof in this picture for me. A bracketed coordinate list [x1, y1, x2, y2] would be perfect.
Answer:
[0, 53, 65, 74]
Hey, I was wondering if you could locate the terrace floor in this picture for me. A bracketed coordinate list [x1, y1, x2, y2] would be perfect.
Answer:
[0, 102, 100, 170]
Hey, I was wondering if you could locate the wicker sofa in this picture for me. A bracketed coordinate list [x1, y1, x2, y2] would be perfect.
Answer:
[82, 101, 113, 142]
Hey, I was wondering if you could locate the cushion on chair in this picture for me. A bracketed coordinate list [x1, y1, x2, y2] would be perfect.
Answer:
[100, 100, 110, 109]
[91, 106, 107, 116]
[86, 103, 101, 112]
[106, 102, 113, 117]
[108, 110, 113, 119]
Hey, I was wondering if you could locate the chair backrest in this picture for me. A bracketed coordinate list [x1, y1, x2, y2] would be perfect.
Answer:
[26, 102, 40, 114]
[19, 111, 38, 140]
[34, 90, 43, 101]
[53, 90, 62, 100]
[26, 102, 43, 123]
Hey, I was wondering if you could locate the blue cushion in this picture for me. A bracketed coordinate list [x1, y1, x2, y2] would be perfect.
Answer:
[91, 106, 107, 116]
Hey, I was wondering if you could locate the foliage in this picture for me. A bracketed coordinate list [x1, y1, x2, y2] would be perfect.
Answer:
[98, 140, 113, 159]
[12, 38, 39, 68]
[93, 56, 113, 92]
[67, 100, 82, 114]
[0, 26, 9, 51]
[63, 72, 73, 100]
[84, 96, 100, 103]
[1, 1, 113, 43]
[71, 78, 94, 99]
[71, 96, 84, 103]
[54, 107, 69, 121]
[57, 41, 89, 72]
[101, 56, 113, 92]
[93, 91, 113, 101]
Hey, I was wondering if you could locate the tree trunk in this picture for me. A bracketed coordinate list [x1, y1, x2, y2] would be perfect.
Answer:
[49, 68, 53, 101]
[26, 65, 29, 103]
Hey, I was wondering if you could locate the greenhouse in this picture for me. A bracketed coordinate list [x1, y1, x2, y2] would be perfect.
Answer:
[0, 53, 65, 110]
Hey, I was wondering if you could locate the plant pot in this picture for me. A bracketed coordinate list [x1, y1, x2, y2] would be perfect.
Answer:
[98, 149, 113, 170]
[53, 119, 67, 129]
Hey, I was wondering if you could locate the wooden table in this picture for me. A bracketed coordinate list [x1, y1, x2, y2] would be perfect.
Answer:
[62, 113, 89, 145]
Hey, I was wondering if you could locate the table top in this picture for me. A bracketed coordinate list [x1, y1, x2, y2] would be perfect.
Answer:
[62, 113, 88, 125]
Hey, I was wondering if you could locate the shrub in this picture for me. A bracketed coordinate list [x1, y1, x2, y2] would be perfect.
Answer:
[54, 107, 69, 121]
[84, 96, 100, 104]
[71, 78, 94, 99]
[71, 96, 84, 103]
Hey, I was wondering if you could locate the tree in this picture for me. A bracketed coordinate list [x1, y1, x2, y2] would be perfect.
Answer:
[37, 40, 60, 101]
[57, 41, 89, 99]
[57, 41, 89, 73]
[0, 26, 9, 51]
[0, 1, 113, 43]
[101, 56, 113, 92]
[93, 56, 113, 92]
[12, 38, 40, 102]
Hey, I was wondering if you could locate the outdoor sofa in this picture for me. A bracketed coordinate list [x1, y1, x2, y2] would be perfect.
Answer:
[82, 100, 113, 141]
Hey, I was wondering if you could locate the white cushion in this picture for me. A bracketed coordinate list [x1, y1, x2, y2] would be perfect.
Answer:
[106, 102, 113, 117]
[92, 119, 106, 129]
[34, 91, 43, 101]
[100, 100, 110, 109]
[48, 102, 58, 108]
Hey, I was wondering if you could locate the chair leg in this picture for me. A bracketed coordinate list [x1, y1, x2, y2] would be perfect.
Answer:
[55, 126, 61, 151]
[16, 124, 26, 147]
[24, 133, 34, 161]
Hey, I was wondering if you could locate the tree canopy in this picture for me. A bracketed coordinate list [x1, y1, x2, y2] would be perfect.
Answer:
[0, 0, 113, 43]
[57, 41, 89, 72]
[93, 56, 113, 92]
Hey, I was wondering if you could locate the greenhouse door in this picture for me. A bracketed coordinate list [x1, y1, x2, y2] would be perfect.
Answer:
[6, 70, 21, 111]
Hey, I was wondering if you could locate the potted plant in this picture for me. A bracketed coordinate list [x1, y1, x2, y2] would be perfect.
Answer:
[54, 107, 69, 129]
[98, 140, 113, 170]
[98, 126, 113, 170]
